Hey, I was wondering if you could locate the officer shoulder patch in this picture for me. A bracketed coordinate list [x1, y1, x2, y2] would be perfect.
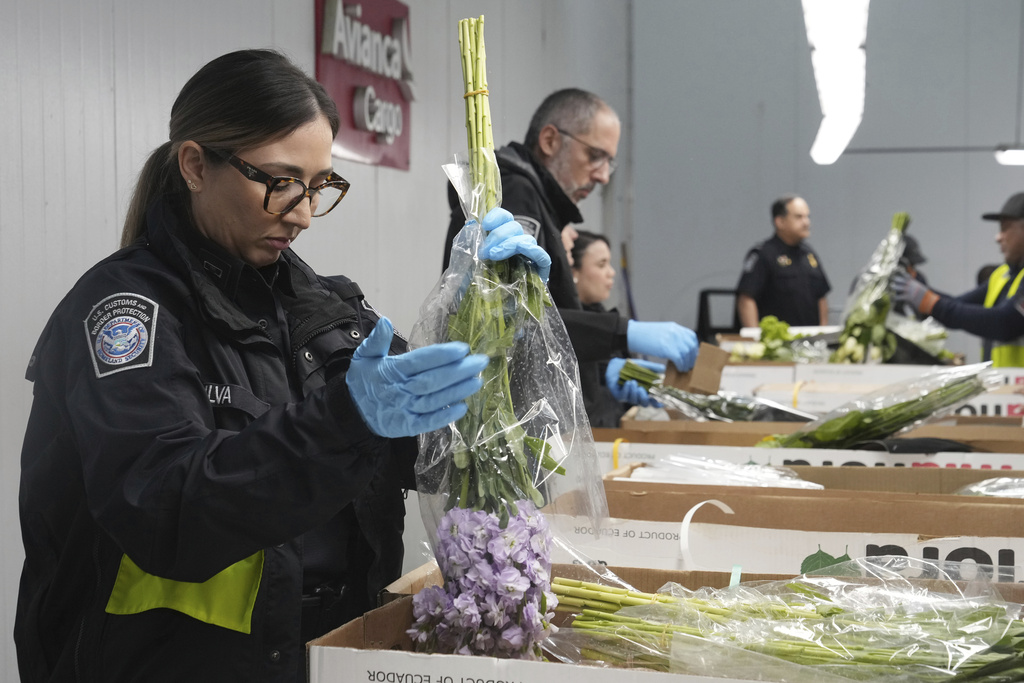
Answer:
[513, 215, 541, 238]
[84, 292, 159, 378]
[743, 252, 759, 273]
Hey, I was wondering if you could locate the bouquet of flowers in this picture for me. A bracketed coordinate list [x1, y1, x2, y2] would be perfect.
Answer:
[758, 362, 998, 449]
[831, 213, 908, 363]
[406, 15, 607, 659]
[546, 556, 1024, 681]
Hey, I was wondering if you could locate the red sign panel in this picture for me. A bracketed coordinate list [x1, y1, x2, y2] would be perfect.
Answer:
[316, 0, 413, 170]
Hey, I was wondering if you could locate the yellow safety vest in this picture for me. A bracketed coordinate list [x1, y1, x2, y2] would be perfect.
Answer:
[105, 551, 264, 633]
[984, 264, 1024, 367]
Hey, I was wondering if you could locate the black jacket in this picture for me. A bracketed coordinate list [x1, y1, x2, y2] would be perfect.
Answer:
[736, 235, 831, 327]
[443, 142, 629, 427]
[16, 195, 416, 682]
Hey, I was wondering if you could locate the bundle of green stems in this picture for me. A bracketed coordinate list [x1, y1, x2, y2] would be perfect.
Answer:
[760, 370, 990, 449]
[444, 16, 560, 520]
[551, 576, 1024, 681]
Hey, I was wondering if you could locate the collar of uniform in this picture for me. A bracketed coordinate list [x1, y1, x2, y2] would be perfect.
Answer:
[507, 141, 584, 228]
[173, 210, 295, 300]
[769, 233, 806, 252]
[145, 195, 292, 338]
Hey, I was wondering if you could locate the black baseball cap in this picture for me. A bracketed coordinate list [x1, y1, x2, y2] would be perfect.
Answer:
[982, 192, 1024, 221]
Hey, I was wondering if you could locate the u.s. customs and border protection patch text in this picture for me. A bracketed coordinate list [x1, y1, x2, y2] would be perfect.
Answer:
[84, 293, 159, 378]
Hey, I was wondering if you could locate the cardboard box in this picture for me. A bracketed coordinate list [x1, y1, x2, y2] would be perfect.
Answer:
[602, 416, 1024, 453]
[314, 561, 1024, 683]
[313, 564, 785, 683]
[719, 362, 796, 395]
[593, 440, 1024, 471]
[547, 464, 1024, 579]
[754, 380, 1024, 418]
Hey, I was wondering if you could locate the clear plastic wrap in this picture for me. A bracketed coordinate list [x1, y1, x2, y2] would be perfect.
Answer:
[759, 362, 1000, 449]
[955, 477, 1024, 499]
[832, 213, 908, 364]
[651, 386, 817, 423]
[618, 359, 816, 422]
[405, 148, 609, 658]
[546, 556, 1024, 681]
[614, 455, 824, 489]
[410, 150, 607, 533]
[886, 311, 952, 360]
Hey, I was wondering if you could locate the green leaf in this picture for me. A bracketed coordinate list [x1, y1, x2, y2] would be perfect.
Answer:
[801, 546, 839, 574]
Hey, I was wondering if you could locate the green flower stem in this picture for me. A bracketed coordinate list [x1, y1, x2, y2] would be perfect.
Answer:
[762, 372, 988, 449]
[552, 577, 1024, 681]
[447, 17, 558, 519]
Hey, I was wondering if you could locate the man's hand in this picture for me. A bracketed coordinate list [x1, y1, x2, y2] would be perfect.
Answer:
[626, 321, 699, 372]
[891, 273, 939, 314]
[605, 357, 664, 407]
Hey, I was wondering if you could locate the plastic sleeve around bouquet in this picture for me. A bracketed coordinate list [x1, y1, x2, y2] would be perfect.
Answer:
[409, 149, 608, 541]
[833, 214, 908, 363]
[651, 386, 817, 423]
[616, 454, 823, 489]
[886, 311, 951, 358]
[546, 556, 1024, 680]
[955, 477, 1024, 498]
[759, 362, 1000, 449]
[842, 222, 905, 324]
[617, 359, 815, 423]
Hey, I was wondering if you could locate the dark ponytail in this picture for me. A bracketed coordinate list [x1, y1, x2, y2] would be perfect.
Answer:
[121, 142, 179, 247]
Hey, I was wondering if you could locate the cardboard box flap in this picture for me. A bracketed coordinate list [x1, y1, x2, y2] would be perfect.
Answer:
[664, 342, 729, 395]
[378, 560, 440, 605]
[309, 594, 415, 651]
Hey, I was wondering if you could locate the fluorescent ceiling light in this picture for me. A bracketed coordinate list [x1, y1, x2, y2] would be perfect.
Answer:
[802, 0, 871, 165]
[996, 146, 1024, 165]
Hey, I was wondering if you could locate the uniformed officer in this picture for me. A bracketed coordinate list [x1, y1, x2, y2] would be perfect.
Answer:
[15, 49, 550, 683]
[736, 195, 831, 328]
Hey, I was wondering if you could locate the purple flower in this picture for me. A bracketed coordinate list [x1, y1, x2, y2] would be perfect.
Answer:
[496, 566, 531, 601]
[498, 624, 525, 651]
[481, 591, 510, 629]
[410, 501, 557, 660]
[472, 628, 495, 653]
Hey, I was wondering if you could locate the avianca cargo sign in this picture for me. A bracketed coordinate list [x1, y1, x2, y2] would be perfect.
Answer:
[316, 0, 414, 170]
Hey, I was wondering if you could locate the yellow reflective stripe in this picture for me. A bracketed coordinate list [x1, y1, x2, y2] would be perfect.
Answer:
[982, 265, 1024, 366]
[105, 550, 263, 634]
[984, 265, 1024, 307]
[991, 343, 1024, 368]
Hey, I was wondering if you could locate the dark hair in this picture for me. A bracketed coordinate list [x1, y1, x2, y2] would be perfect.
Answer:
[571, 230, 611, 270]
[978, 263, 1000, 286]
[771, 195, 801, 224]
[524, 88, 610, 152]
[121, 49, 341, 247]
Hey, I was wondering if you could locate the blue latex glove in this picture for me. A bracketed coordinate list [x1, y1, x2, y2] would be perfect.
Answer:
[626, 320, 699, 372]
[346, 317, 489, 437]
[478, 207, 551, 283]
[890, 273, 933, 311]
[605, 357, 665, 407]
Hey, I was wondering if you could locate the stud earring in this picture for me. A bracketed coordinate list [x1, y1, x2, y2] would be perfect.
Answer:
[187, 179, 198, 191]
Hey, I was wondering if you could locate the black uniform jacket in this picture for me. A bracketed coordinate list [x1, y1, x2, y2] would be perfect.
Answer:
[736, 234, 831, 327]
[16, 195, 416, 683]
[443, 142, 629, 427]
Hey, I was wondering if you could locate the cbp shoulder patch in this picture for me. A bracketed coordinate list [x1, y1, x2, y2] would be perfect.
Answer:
[513, 215, 541, 238]
[84, 292, 159, 378]
[743, 252, 759, 273]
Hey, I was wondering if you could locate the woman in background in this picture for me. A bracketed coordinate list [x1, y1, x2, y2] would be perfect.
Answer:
[571, 231, 662, 427]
